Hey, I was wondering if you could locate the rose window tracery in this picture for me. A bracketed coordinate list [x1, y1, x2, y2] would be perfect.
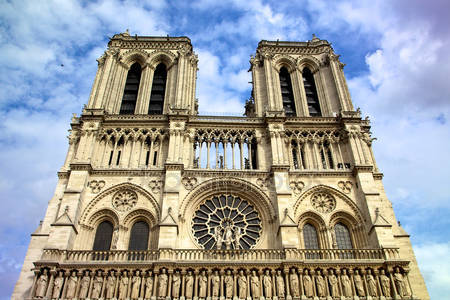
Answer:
[192, 195, 262, 250]
[112, 190, 138, 212]
[310, 192, 336, 213]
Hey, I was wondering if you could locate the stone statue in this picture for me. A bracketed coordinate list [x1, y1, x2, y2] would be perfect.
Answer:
[199, 270, 208, 298]
[172, 270, 181, 298]
[341, 270, 352, 297]
[238, 270, 247, 299]
[234, 227, 242, 249]
[224, 225, 233, 249]
[328, 270, 339, 297]
[145, 272, 154, 299]
[106, 272, 116, 299]
[119, 271, 130, 299]
[111, 227, 119, 249]
[276, 270, 285, 298]
[366, 270, 377, 297]
[52, 271, 64, 299]
[185, 270, 194, 299]
[211, 270, 220, 298]
[35, 269, 48, 298]
[131, 271, 142, 299]
[159, 269, 168, 298]
[354, 270, 365, 296]
[66, 271, 78, 299]
[263, 270, 272, 299]
[380, 269, 391, 297]
[80, 271, 91, 298]
[224, 270, 233, 299]
[316, 270, 325, 297]
[250, 270, 260, 298]
[303, 270, 313, 297]
[394, 268, 406, 297]
[215, 227, 223, 250]
[289, 269, 299, 298]
[91, 271, 103, 299]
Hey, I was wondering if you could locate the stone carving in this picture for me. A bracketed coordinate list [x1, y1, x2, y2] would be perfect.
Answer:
[66, 271, 78, 299]
[394, 267, 406, 297]
[111, 226, 119, 249]
[172, 270, 181, 298]
[35, 269, 48, 298]
[199, 270, 208, 298]
[310, 192, 336, 213]
[224, 270, 233, 299]
[366, 270, 377, 297]
[182, 177, 198, 190]
[289, 269, 299, 298]
[79, 271, 91, 298]
[89, 180, 105, 193]
[145, 271, 154, 299]
[289, 181, 305, 194]
[256, 177, 270, 191]
[238, 270, 247, 299]
[380, 269, 391, 297]
[337, 181, 352, 194]
[112, 189, 138, 212]
[149, 180, 162, 193]
[106, 271, 116, 299]
[214, 227, 223, 249]
[185, 270, 194, 299]
[276, 270, 285, 298]
[131, 271, 141, 299]
[354, 270, 365, 296]
[303, 270, 313, 297]
[119, 271, 130, 299]
[91, 271, 103, 299]
[158, 269, 168, 298]
[328, 270, 339, 297]
[316, 270, 326, 297]
[52, 271, 64, 299]
[250, 270, 260, 298]
[211, 270, 220, 298]
[263, 270, 272, 299]
[341, 269, 352, 297]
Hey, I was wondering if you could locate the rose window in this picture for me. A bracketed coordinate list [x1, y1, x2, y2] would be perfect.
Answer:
[112, 190, 138, 212]
[310, 192, 336, 213]
[192, 195, 262, 250]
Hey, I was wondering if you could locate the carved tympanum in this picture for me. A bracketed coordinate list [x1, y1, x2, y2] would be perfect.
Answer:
[338, 180, 353, 194]
[112, 189, 137, 212]
[310, 192, 336, 213]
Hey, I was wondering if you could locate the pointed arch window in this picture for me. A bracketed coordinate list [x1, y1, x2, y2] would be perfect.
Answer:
[334, 222, 353, 249]
[128, 221, 149, 251]
[302, 68, 321, 117]
[303, 223, 319, 249]
[120, 63, 142, 114]
[93, 221, 113, 251]
[148, 63, 167, 115]
[279, 67, 296, 116]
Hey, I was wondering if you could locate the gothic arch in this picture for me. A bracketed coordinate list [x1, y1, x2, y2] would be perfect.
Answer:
[119, 49, 150, 68]
[273, 55, 297, 73]
[79, 182, 160, 226]
[296, 55, 321, 73]
[293, 184, 364, 224]
[297, 210, 326, 229]
[149, 50, 176, 69]
[123, 208, 158, 230]
[87, 208, 119, 230]
[179, 177, 276, 224]
[329, 210, 358, 228]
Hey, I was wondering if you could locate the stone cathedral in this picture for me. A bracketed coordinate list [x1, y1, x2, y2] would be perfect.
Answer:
[13, 32, 429, 300]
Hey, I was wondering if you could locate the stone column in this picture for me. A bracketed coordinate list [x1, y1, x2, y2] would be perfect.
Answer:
[283, 269, 291, 300]
[220, 270, 224, 300]
[271, 271, 277, 300]
[194, 270, 199, 300]
[46, 269, 56, 298]
[101, 271, 107, 299]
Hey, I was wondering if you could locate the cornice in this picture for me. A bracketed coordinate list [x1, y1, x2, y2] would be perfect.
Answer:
[90, 168, 165, 177]
[289, 170, 353, 177]
[69, 163, 92, 172]
[183, 169, 269, 178]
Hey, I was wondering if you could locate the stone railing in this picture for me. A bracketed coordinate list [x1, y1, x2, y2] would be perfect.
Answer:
[40, 248, 400, 264]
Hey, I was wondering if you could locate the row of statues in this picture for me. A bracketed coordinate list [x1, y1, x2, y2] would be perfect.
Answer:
[33, 267, 411, 299]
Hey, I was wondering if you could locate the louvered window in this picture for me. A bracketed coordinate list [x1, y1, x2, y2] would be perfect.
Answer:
[302, 68, 322, 116]
[148, 64, 167, 115]
[279, 67, 296, 116]
[120, 63, 142, 114]
[93, 221, 113, 251]
[128, 221, 149, 250]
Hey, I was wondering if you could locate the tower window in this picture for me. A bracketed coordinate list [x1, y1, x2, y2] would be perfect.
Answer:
[334, 222, 353, 249]
[303, 68, 321, 116]
[93, 221, 113, 251]
[148, 63, 167, 115]
[120, 63, 142, 115]
[128, 221, 150, 251]
[279, 67, 296, 116]
[303, 223, 319, 249]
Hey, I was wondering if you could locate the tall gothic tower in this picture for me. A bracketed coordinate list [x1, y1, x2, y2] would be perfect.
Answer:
[13, 33, 429, 300]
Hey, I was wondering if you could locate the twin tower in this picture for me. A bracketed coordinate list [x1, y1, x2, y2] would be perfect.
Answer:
[14, 32, 429, 300]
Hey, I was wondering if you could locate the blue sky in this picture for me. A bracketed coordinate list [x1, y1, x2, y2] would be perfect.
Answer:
[1, 0, 449, 298]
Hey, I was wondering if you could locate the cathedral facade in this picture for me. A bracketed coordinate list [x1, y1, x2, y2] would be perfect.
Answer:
[13, 32, 429, 300]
